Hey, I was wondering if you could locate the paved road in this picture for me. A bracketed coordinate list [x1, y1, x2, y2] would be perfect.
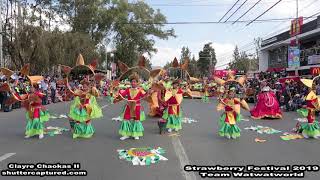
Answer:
[0, 98, 319, 180]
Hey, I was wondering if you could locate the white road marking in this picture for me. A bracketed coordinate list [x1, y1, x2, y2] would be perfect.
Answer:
[171, 137, 197, 180]
[0, 153, 16, 162]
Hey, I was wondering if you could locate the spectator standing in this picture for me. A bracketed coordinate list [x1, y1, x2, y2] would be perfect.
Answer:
[40, 79, 49, 105]
[50, 79, 57, 103]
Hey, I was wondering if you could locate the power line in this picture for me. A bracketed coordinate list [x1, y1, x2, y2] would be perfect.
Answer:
[147, 0, 305, 7]
[121, 17, 305, 25]
[218, 0, 241, 22]
[246, 0, 283, 26]
[224, 0, 249, 22]
[262, 0, 320, 39]
[232, 0, 263, 24]
[215, 47, 256, 68]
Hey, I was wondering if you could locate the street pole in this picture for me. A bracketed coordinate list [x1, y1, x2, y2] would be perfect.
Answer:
[296, 0, 299, 45]
[295, 0, 299, 76]
[0, 0, 3, 67]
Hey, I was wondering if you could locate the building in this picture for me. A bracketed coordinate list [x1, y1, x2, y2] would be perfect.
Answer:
[259, 15, 320, 75]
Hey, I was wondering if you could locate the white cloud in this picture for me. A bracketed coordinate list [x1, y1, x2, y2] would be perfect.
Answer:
[149, 46, 180, 67]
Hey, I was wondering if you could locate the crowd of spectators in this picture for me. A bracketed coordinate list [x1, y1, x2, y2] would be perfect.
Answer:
[0, 75, 68, 112]
[245, 71, 311, 112]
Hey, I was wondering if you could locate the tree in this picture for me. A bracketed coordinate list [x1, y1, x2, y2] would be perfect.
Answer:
[163, 61, 171, 69]
[197, 43, 216, 77]
[188, 55, 199, 77]
[180, 46, 191, 63]
[2, 0, 176, 74]
[228, 46, 258, 72]
[113, 1, 175, 67]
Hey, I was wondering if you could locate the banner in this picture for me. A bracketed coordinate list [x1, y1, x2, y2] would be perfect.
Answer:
[290, 17, 303, 37]
[288, 46, 300, 68]
[213, 70, 236, 78]
[308, 55, 320, 65]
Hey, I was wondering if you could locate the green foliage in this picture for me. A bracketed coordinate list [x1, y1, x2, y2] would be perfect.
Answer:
[188, 56, 199, 77]
[2, 0, 174, 73]
[180, 46, 191, 63]
[197, 43, 216, 77]
[112, 0, 175, 67]
[228, 46, 258, 72]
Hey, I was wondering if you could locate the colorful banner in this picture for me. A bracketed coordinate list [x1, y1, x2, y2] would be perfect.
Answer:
[290, 17, 303, 37]
[288, 46, 300, 68]
[213, 70, 236, 78]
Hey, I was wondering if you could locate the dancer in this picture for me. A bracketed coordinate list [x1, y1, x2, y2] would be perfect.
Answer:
[162, 80, 184, 133]
[103, 81, 114, 104]
[202, 80, 209, 103]
[69, 85, 103, 138]
[117, 73, 148, 140]
[62, 54, 103, 139]
[297, 79, 320, 138]
[217, 87, 248, 139]
[24, 86, 50, 139]
[214, 72, 249, 139]
[1, 65, 49, 139]
[250, 85, 282, 119]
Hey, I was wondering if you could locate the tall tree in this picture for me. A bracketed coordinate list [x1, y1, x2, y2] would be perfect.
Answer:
[197, 43, 216, 77]
[228, 46, 258, 72]
[180, 46, 191, 63]
[2, 0, 174, 73]
[113, 0, 175, 67]
[188, 55, 199, 77]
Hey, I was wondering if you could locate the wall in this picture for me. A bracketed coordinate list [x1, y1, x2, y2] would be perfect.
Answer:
[259, 50, 269, 71]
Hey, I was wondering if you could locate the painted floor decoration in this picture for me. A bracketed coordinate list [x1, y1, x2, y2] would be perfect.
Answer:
[245, 125, 282, 134]
[182, 117, 198, 124]
[280, 133, 304, 141]
[117, 147, 168, 166]
[44, 126, 69, 137]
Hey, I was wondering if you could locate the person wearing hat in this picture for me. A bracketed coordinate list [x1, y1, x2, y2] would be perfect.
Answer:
[250, 85, 282, 119]
[117, 72, 148, 140]
[24, 86, 50, 139]
[217, 87, 248, 139]
[68, 83, 103, 139]
[161, 79, 184, 133]
[296, 79, 320, 138]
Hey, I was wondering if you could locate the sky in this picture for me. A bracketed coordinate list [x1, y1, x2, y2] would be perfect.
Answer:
[131, 0, 320, 69]
[6, 0, 319, 69]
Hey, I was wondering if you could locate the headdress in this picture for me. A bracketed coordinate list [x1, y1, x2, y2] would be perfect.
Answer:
[129, 72, 140, 82]
[59, 54, 104, 97]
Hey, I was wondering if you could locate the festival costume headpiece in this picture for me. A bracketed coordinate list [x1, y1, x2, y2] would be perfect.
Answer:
[300, 76, 320, 107]
[118, 56, 161, 82]
[129, 72, 140, 82]
[214, 70, 249, 111]
[0, 64, 44, 105]
[59, 54, 105, 98]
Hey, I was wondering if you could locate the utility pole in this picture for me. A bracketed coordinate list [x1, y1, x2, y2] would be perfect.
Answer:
[0, 0, 3, 67]
[295, 0, 299, 76]
[296, 0, 299, 45]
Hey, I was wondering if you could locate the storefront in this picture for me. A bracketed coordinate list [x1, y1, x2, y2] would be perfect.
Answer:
[259, 15, 320, 75]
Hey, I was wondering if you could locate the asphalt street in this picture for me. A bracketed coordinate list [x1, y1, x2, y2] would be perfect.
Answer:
[0, 98, 319, 180]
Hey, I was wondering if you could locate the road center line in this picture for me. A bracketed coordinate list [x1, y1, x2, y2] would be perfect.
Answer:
[0, 153, 16, 162]
[171, 137, 197, 180]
